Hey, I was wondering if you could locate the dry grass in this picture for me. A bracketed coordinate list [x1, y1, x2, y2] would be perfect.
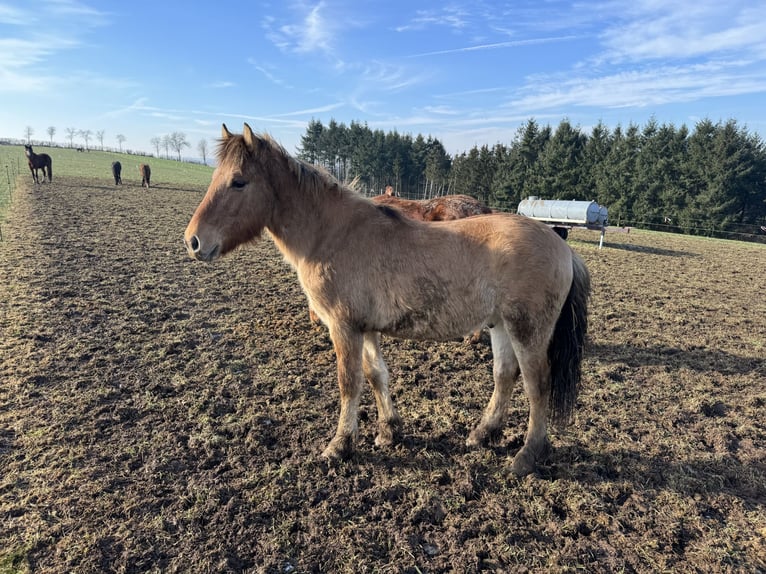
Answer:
[0, 174, 764, 573]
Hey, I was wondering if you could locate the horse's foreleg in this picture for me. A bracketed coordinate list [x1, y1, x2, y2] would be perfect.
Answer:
[362, 332, 401, 447]
[322, 328, 364, 460]
[467, 324, 519, 447]
[511, 349, 552, 477]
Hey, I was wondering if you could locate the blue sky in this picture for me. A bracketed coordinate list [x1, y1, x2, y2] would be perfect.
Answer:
[2, 0, 766, 158]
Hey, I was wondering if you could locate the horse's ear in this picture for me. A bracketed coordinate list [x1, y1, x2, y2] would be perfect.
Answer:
[243, 123, 256, 149]
[221, 124, 233, 139]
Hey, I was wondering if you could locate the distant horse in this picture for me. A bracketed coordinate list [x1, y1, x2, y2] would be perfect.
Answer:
[371, 193, 493, 221]
[184, 124, 590, 477]
[24, 145, 53, 184]
[139, 164, 151, 188]
[112, 161, 122, 185]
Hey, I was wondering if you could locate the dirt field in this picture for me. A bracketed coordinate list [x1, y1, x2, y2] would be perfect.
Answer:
[1, 175, 765, 573]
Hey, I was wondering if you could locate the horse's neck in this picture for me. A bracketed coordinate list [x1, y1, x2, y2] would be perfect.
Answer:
[268, 183, 358, 267]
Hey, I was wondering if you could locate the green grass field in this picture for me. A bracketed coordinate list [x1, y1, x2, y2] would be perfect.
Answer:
[0, 144, 214, 227]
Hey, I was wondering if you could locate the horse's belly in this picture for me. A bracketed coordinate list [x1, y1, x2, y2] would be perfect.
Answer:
[377, 296, 492, 342]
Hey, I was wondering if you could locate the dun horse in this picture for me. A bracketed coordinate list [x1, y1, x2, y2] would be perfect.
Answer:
[24, 145, 52, 184]
[307, 189, 493, 341]
[139, 164, 151, 188]
[184, 124, 590, 477]
[112, 161, 122, 185]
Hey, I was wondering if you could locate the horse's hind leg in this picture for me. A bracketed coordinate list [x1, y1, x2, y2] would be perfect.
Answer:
[362, 332, 401, 447]
[467, 324, 519, 447]
[510, 343, 553, 477]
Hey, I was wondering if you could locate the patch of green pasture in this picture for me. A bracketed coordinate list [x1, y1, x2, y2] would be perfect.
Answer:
[0, 144, 214, 227]
[0, 544, 31, 574]
[0, 144, 214, 188]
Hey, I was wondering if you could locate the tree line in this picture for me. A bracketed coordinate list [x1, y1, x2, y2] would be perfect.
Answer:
[298, 117, 766, 241]
[23, 126, 212, 165]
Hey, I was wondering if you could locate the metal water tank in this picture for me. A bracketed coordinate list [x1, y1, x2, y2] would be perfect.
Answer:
[517, 196, 607, 226]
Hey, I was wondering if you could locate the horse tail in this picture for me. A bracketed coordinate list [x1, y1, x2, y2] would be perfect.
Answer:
[48, 158, 53, 182]
[548, 251, 591, 427]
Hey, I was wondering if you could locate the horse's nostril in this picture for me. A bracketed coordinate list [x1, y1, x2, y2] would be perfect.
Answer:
[190, 235, 200, 253]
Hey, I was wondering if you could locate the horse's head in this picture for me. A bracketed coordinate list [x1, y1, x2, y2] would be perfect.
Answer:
[24, 145, 32, 157]
[184, 123, 277, 261]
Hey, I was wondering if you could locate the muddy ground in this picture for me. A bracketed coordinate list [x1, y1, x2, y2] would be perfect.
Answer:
[1, 176, 764, 573]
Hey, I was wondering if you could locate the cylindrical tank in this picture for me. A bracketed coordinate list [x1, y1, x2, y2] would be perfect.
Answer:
[517, 197, 607, 226]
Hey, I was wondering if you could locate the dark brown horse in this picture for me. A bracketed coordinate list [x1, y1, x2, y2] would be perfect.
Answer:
[139, 164, 151, 188]
[184, 124, 591, 477]
[111, 161, 122, 185]
[24, 145, 52, 184]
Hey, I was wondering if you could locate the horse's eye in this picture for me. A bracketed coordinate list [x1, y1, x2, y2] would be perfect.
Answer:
[231, 179, 247, 189]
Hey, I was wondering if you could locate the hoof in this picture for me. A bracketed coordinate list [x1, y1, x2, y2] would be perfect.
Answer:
[374, 418, 402, 448]
[510, 450, 537, 477]
[467, 424, 502, 448]
[510, 440, 550, 477]
[321, 435, 354, 460]
[466, 428, 485, 448]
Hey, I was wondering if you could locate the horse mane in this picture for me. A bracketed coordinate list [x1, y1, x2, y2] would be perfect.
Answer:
[217, 131, 349, 201]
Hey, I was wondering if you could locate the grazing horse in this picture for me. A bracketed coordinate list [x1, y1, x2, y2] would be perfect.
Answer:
[139, 164, 151, 188]
[24, 145, 53, 184]
[184, 124, 591, 477]
[112, 161, 122, 185]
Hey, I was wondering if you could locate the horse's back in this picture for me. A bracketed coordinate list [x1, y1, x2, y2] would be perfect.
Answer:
[425, 195, 492, 220]
[310, 208, 573, 340]
[415, 213, 574, 298]
[370, 195, 426, 220]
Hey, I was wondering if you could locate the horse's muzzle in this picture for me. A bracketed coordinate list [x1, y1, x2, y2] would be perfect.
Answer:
[184, 235, 218, 261]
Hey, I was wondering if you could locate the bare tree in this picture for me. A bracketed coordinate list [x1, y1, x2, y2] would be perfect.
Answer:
[161, 135, 171, 159]
[169, 132, 190, 161]
[197, 138, 209, 165]
[116, 134, 126, 152]
[24, 126, 34, 143]
[79, 129, 92, 151]
[65, 127, 77, 148]
[47, 126, 56, 145]
[96, 130, 105, 150]
[150, 136, 161, 157]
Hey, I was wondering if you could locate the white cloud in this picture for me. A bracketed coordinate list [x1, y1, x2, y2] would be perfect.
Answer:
[265, 2, 334, 56]
[0, 2, 109, 92]
[406, 35, 579, 58]
[0, 4, 29, 25]
[208, 81, 235, 89]
[395, 6, 471, 32]
[599, 1, 766, 62]
[509, 61, 766, 112]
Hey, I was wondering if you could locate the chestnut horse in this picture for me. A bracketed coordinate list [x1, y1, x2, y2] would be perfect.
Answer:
[184, 124, 591, 477]
[371, 193, 492, 221]
[112, 161, 122, 185]
[139, 164, 151, 188]
[24, 145, 52, 184]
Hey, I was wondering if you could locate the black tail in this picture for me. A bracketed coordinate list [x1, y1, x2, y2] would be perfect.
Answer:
[548, 252, 591, 427]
